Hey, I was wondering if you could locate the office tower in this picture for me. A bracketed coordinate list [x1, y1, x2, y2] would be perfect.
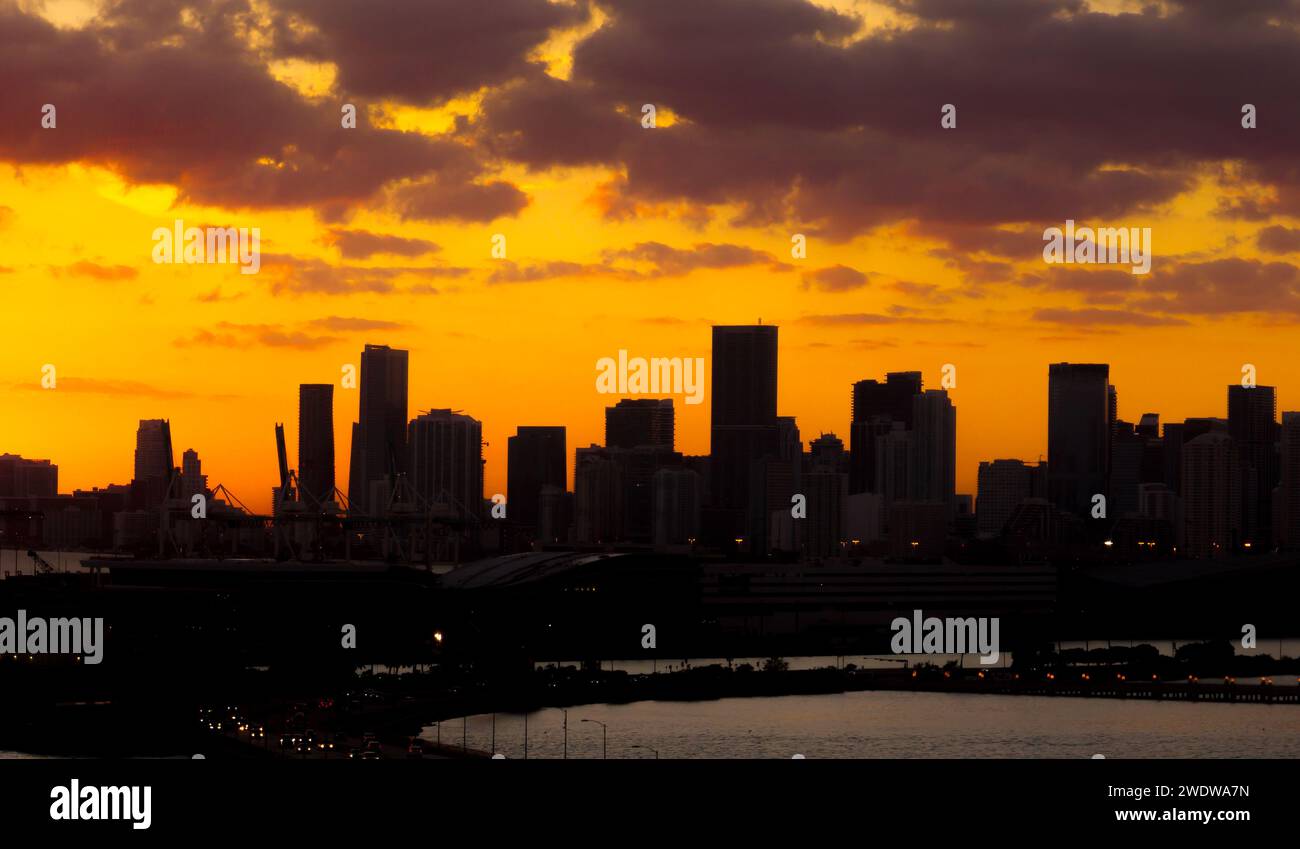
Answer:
[131, 418, 174, 508]
[134, 419, 173, 482]
[1109, 420, 1143, 519]
[875, 424, 912, 506]
[1047, 363, 1109, 517]
[709, 325, 780, 537]
[1182, 432, 1241, 559]
[808, 432, 848, 474]
[1228, 384, 1280, 548]
[1136, 413, 1160, 439]
[977, 459, 1041, 538]
[574, 445, 623, 544]
[1279, 412, 1300, 549]
[605, 399, 674, 450]
[612, 445, 682, 543]
[538, 485, 572, 545]
[1138, 483, 1177, 522]
[910, 389, 956, 509]
[507, 426, 566, 530]
[849, 372, 922, 493]
[298, 384, 335, 506]
[347, 345, 409, 514]
[802, 471, 848, 559]
[180, 449, 207, 500]
[752, 454, 800, 554]
[408, 409, 483, 524]
[653, 467, 701, 547]
[0, 454, 58, 498]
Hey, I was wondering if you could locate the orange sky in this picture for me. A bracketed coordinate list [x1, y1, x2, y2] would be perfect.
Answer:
[3, 0, 1298, 512]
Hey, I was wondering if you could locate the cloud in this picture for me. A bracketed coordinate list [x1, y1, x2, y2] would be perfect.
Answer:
[324, 228, 440, 259]
[60, 261, 139, 281]
[1258, 225, 1300, 254]
[11, 376, 217, 399]
[259, 253, 468, 295]
[1033, 307, 1188, 327]
[603, 241, 793, 275]
[801, 264, 870, 292]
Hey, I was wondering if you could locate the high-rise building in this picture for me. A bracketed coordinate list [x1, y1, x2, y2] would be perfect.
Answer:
[709, 325, 780, 534]
[1182, 431, 1241, 559]
[574, 445, 622, 544]
[1279, 412, 1300, 549]
[1228, 384, 1279, 548]
[507, 426, 566, 530]
[849, 372, 922, 493]
[0, 454, 58, 498]
[180, 449, 207, 501]
[131, 419, 174, 508]
[875, 424, 912, 507]
[605, 398, 674, 450]
[408, 409, 483, 525]
[976, 459, 1044, 538]
[1109, 420, 1143, 519]
[1047, 363, 1110, 518]
[807, 432, 848, 474]
[298, 384, 335, 506]
[134, 419, 173, 482]
[653, 467, 701, 547]
[347, 345, 409, 514]
[910, 389, 956, 509]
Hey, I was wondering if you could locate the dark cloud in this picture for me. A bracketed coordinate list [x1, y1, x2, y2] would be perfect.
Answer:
[1257, 225, 1300, 254]
[271, 0, 589, 104]
[0, 1, 525, 220]
[325, 228, 440, 259]
[802, 264, 870, 292]
[604, 241, 792, 274]
[390, 177, 530, 223]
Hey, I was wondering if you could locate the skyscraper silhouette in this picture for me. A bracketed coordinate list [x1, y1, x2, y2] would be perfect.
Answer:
[605, 398, 675, 450]
[1047, 363, 1109, 518]
[298, 384, 335, 506]
[910, 389, 956, 509]
[507, 426, 566, 531]
[849, 372, 922, 494]
[408, 409, 483, 524]
[347, 345, 408, 514]
[1182, 431, 1241, 558]
[1227, 384, 1279, 548]
[709, 325, 779, 532]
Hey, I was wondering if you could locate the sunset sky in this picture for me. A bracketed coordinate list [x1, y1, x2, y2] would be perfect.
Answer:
[4, 0, 1300, 512]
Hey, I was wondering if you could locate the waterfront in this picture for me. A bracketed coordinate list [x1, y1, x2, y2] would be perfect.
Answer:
[424, 689, 1300, 759]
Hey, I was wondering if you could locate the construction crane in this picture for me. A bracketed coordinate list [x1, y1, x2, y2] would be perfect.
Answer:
[274, 423, 296, 506]
[26, 550, 54, 574]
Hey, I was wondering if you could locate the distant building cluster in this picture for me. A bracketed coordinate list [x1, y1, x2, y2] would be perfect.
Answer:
[4, 328, 1300, 566]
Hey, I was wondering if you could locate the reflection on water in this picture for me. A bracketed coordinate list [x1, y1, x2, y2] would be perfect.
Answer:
[426, 690, 1300, 759]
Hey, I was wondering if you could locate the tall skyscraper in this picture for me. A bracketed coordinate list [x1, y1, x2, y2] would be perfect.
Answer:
[507, 426, 566, 530]
[298, 384, 335, 506]
[408, 409, 483, 524]
[1047, 363, 1110, 518]
[849, 372, 922, 494]
[1279, 412, 1300, 549]
[131, 418, 174, 508]
[180, 448, 207, 500]
[976, 459, 1045, 538]
[605, 398, 674, 450]
[1227, 384, 1279, 548]
[910, 389, 956, 508]
[574, 445, 622, 544]
[134, 419, 173, 482]
[347, 345, 408, 515]
[1182, 431, 1241, 559]
[709, 325, 779, 523]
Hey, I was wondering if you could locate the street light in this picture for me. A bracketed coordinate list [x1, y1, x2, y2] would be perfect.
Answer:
[580, 718, 607, 759]
[630, 744, 658, 759]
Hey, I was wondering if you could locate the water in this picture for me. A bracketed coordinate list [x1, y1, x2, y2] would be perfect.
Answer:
[426, 690, 1300, 759]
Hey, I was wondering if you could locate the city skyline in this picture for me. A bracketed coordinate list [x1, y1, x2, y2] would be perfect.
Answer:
[5, 1, 1300, 515]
